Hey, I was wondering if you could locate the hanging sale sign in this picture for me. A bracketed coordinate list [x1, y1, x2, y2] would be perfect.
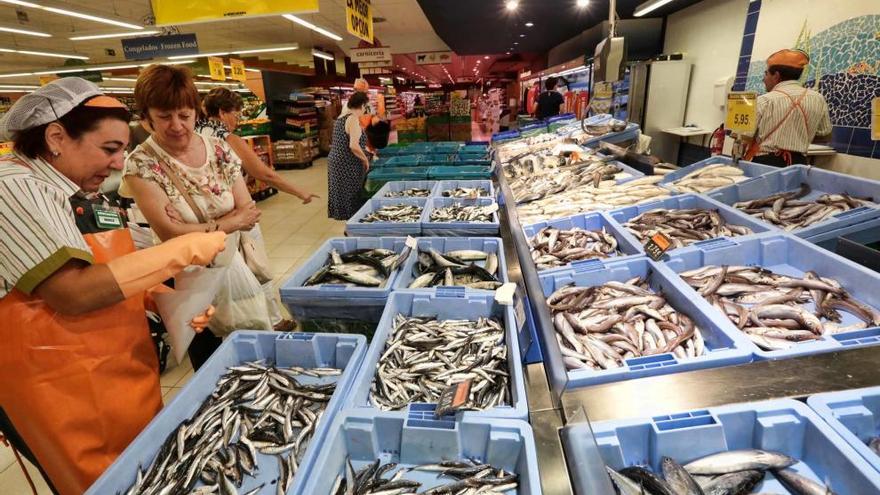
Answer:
[229, 58, 247, 82]
[151, 0, 318, 26]
[726, 91, 758, 134]
[345, 0, 373, 44]
[350, 47, 390, 63]
[208, 57, 226, 81]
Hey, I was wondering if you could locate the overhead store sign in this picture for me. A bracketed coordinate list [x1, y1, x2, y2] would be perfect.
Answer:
[121, 33, 199, 60]
[415, 51, 453, 65]
[725, 91, 757, 134]
[345, 0, 373, 43]
[229, 58, 247, 82]
[151, 0, 318, 25]
[208, 57, 226, 81]
[361, 67, 390, 75]
[358, 60, 391, 69]
[350, 47, 390, 63]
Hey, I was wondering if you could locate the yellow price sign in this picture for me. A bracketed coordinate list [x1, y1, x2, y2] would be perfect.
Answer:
[208, 56, 226, 81]
[346, 0, 373, 43]
[0, 142, 12, 156]
[872, 97, 879, 141]
[726, 91, 757, 134]
[229, 58, 247, 82]
[39, 75, 58, 86]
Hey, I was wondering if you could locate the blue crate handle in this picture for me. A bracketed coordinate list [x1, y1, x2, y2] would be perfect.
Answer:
[624, 353, 678, 371]
[638, 199, 664, 211]
[405, 403, 457, 429]
[436, 286, 466, 298]
[693, 237, 738, 251]
[651, 409, 717, 430]
[572, 259, 605, 273]
[833, 206, 874, 220]
[319, 284, 350, 291]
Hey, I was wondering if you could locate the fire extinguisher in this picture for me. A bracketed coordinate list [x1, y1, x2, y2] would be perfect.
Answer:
[710, 124, 725, 155]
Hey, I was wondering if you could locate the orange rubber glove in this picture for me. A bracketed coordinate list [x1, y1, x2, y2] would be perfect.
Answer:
[107, 231, 227, 299]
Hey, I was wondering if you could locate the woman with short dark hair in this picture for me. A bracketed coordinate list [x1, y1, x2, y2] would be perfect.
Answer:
[327, 91, 372, 220]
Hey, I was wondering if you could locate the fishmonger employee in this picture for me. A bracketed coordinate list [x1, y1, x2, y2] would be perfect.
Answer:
[0, 78, 226, 495]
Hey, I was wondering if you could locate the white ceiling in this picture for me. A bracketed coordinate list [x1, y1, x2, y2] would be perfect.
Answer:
[0, 0, 449, 79]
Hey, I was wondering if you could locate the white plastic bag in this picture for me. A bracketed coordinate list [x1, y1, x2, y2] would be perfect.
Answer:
[209, 250, 273, 336]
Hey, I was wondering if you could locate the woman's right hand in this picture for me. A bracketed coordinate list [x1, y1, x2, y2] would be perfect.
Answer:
[231, 201, 261, 231]
[362, 159, 371, 173]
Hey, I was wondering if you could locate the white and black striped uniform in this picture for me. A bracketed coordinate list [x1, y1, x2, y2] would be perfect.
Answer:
[0, 153, 93, 298]
[755, 80, 832, 155]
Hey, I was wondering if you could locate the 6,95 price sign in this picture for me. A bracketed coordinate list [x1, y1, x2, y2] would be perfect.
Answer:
[726, 91, 758, 134]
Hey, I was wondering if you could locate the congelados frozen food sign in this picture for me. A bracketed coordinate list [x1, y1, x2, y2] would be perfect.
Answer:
[346, 0, 373, 44]
[151, 0, 318, 25]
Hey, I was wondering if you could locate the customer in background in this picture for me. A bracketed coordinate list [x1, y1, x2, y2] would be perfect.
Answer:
[747, 49, 832, 167]
[327, 91, 371, 220]
[198, 88, 319, 203]
[123, 64, 273, 370]
[534, 76, 564, 120]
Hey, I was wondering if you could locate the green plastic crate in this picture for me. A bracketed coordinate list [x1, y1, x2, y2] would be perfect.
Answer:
[427, 165, 493, 179]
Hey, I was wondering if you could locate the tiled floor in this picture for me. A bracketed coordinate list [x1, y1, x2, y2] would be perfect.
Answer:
[0, 159, 341, 493]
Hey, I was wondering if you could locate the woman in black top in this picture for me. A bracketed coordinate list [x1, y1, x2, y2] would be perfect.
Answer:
[535, 76, 564, 120]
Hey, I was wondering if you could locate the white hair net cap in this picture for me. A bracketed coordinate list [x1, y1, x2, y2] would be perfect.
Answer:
[0, 77, 108, 140]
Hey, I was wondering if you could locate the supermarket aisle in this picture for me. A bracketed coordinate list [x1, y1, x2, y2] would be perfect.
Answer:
[0, 159, 341, 493]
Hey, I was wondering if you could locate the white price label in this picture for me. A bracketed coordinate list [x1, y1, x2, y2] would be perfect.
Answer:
[405, 236, 418, 249]
[494, 282, 517, 306]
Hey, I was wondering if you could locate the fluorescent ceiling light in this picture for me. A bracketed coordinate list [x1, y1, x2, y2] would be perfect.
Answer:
[0, 84, 37, 89]
[0, 47, 88, 60]
[223, 64, 260, 73]
[105, 77, 137, 82]
[0, 0, 143, 30]
[525, 22, 534, 27]
[168, 45, 297, 60]
[505, 1, 519, 10]
[282, 14, 343, 41]
[634, 0, 675, 17]
[311, 48, 334, 61]
[194, 80, 242, 87]
[0, 25, 50, 37]
[576, 0, 589, 7]
[0, 72, 33, 78]
[70, 30, 160, 41]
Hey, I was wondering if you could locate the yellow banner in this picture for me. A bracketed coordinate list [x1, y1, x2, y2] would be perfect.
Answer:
[346, 0, 373, 44]
[151, 0, 318, 26]
[230, 58, 247, 82]
[208, 57, 226, 81]
[726, 91, 757, 134]
[39, 75, 57, 86]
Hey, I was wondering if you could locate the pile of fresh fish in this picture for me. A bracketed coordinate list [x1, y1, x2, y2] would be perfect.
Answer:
[441, 186, 489, 198]
[370, 315, 510, 411]
[621, 208, 754, 250]
[680, 265, 880, 350]
[666, 164, 749, 193]
[515, 175, 672, 226]
[607, 449, 837, 495]
[547, 278, 705, 371]
[508, 158, 631, 205]
[331, 458, 518, 495]
[303, 247, 409, 287]
[528, 226, 622, 270]
[733, 183, 874, 231]
[429, 203, 496, 223]
[384, 187, 432, 198]
[125, 361, 340, 495]
[408, 248, 502, 290]
[360, 204, 423, 223]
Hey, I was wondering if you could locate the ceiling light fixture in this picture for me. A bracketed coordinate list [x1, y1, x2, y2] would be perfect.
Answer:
[70, 30, 160, 41]
[525, 22, 534, 27]
[519, 34, 526, 38]
[634, 0, 675, 17]
[0, 47, 88, 60]
[282, 14, 343, 41]
[483, 56, 489, 59]
[513, 42, 519, 45]
[0, 72, 33, 78]
[311, 48, 335, 61]
[168, 45, 298, 60]
[0, 84, 38, 89]
[0, 0, 143, 30]
[505, 1, 518, 11]
[0, 25, 51, 37]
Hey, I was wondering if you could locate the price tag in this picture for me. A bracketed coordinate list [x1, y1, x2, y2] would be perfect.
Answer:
[494, 282, 516, 305]
[208, 56, 226, 81]
[644, 232, 672, 261]
[229, 58, 247, 82]
[405, 235, 418, 249]
[435, 380, 471, 417]
[725, 92, 757, 134]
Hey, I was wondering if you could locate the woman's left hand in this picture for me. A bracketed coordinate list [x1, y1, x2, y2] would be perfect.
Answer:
[190, 304, 216, 333]
[165, 203, 185, 224]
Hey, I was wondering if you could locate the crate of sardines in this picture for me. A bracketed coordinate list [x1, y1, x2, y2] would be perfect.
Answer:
[659, 155, 779, 194]
[422, 197, 500, 236]
[87, 331, 367, 495]
[346, 198, 427, 237]
[607, 193, 775, 257]
[394, 237, 507, 291]
[661, 233, 880, 361]
[346, 290, 528, 421]
[434, 179, 495, 199]
[522, 211, 643, 275]
[808, 386, 880, 476]
[708, 164, 880, 239]
[279, 237, 412, 332]
[540, 256, 753, 389]
[298, 408, 540, 495]
[373, 180, 437, 199]
[564, 398, 880, 495]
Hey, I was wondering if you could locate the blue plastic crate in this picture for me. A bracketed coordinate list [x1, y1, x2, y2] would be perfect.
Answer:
[279, 237, 409, 321]
[431, 142, 464, 153]
[659, 155, 780, 193]
[87, 331, 367, 495]
[455, 153, 492, 164]
[492, 129, 521, 143]
[521, 211, 644, 274]
[427, 165, 494, 180]
[661, 233, 880, 361]
[385, 154, 424, 167]
[393, 237, 508, 292]
[539, 257, 753, 389]
[520, 293, 544, 364]
[373, 180, 438, 199]
[607, 193, 777, 257]
[462, 144, 489, 153]
[582, 122, 641, 148]
[423, 196, 500, 236]
[421, 154, 456, 166]
[345, 290, 528, 421]
[806, 216, 880, 252]
[708, 165, 880, 239]
[367, 167, 430, 181]
[808, 387, 880, 476]
[298, 409, 541, 495]
[346, 197, 427, 237]
[564, 399, 880, 495]
[434, 179, 495, 199]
